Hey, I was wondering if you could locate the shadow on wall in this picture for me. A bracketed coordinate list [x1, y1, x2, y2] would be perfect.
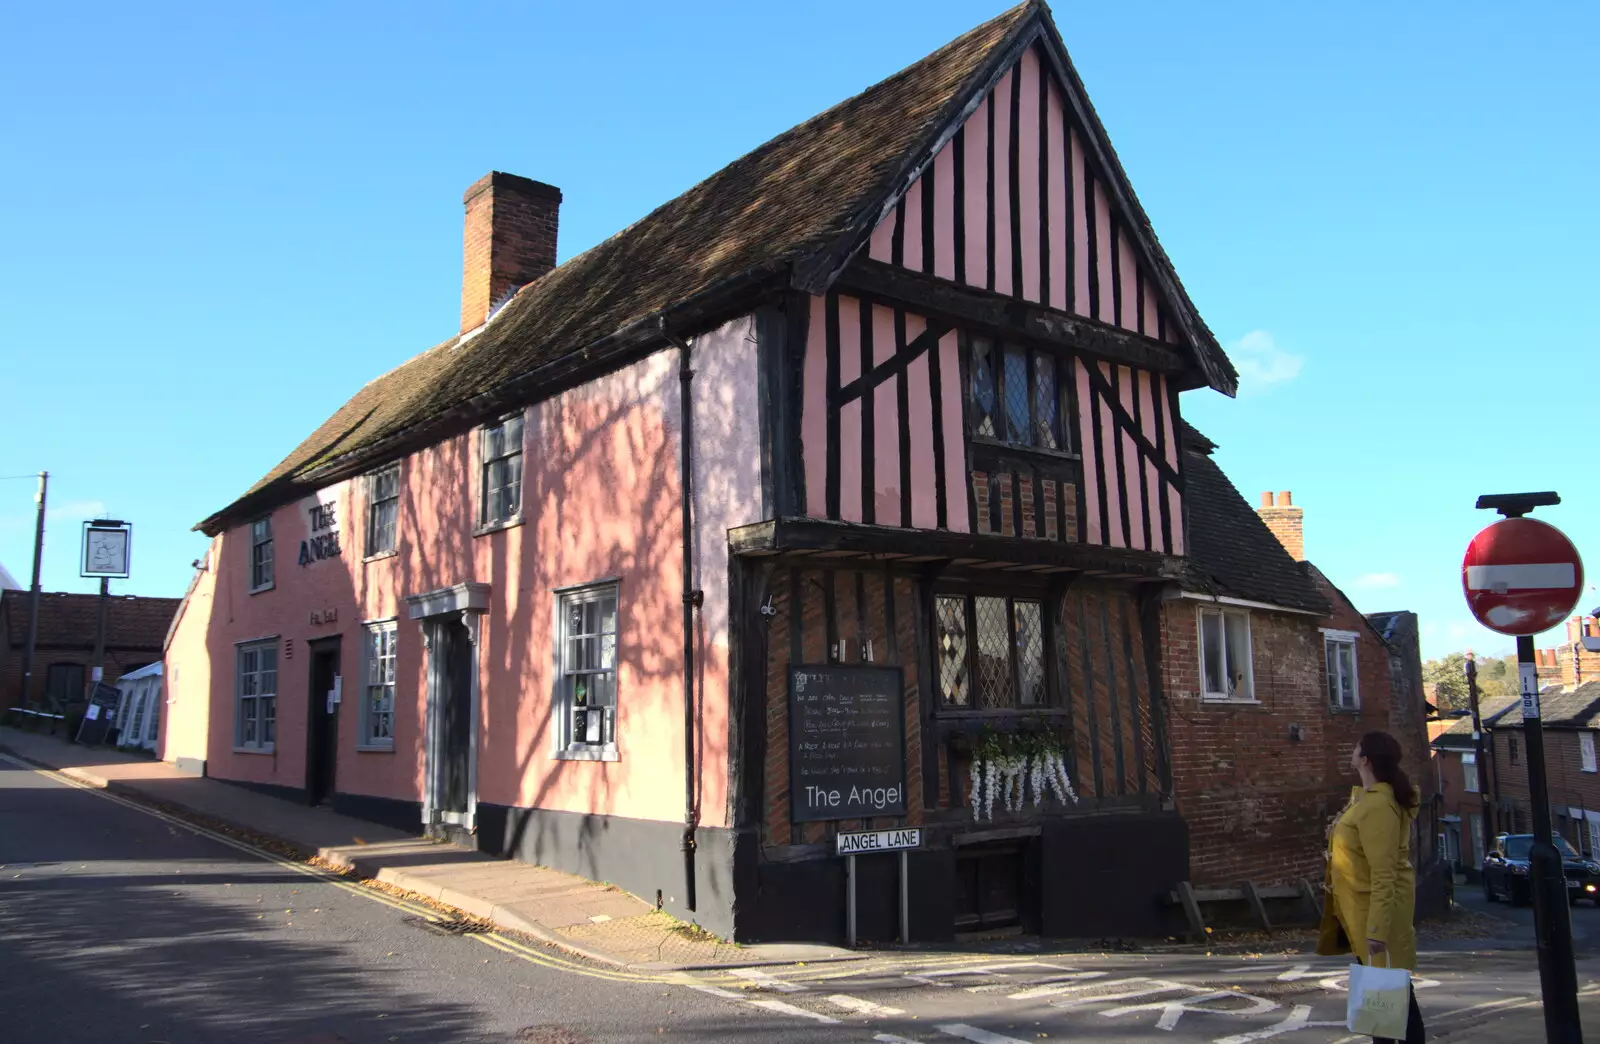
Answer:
[189, 344, 741, 905]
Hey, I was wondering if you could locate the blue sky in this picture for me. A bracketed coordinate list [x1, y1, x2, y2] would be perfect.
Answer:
[1, 1, 1594, 660]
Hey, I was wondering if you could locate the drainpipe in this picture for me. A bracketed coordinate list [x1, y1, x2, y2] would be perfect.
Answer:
[662, 321, 701, 913]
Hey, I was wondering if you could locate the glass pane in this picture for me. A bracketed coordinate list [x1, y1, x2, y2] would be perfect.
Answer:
[972, 339, 996, 437]
[974, 596, 1014, 709]
[1225, 616, 1250, 698]
[1033, 354, 1059, 450]
[263, 697, 276, 743]
[242, 699, 257, 744]
[505, 452, 522, 513]
[1014, 600, 1044, 706]
[1201, 613, 1225, 695]
[935, 596, 970, 707]
[572, 674, 589, 707]
[600, 594, 617, 634]
[1326, 642, 1338, 704]
[600, 633, 616, 670]
[1338, 644, 1355, 705]
[505, 413, 523, 445]
[485, 423, 505, 460]
[1003, 347, 1030, 444]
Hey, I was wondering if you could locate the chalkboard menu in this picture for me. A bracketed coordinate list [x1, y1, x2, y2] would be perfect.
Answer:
[75, 682, 123, 747]
[787, 664, 906, 823]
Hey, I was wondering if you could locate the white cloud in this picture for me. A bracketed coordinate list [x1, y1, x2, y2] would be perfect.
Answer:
[1355, 572, 1400, 590]
[1228, 330, 1303, 394]
[45, 500, 107, 522]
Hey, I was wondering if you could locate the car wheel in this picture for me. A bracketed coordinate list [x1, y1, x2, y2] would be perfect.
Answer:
[1484, 878, 1498, 902]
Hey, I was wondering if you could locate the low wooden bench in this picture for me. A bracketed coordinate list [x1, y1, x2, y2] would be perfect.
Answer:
[1167, 878, 1323, 940]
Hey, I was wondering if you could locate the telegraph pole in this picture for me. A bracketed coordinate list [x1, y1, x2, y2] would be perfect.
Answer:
[1464, 653, 1496, 873]
[20, 471, 47, 709]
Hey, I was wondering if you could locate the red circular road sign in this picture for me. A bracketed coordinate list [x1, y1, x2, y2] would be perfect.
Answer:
[1462, 517, 1585, 636]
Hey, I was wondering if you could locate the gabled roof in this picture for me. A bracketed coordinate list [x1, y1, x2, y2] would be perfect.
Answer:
[199, 1, 1233, 535]
[0, 590, 181, 651]
[1178, 424, 1329, 615]
[1495, 681, 1600, 729]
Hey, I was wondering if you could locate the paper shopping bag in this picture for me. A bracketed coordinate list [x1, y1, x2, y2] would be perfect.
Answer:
[1346, 955, 1411, 1038]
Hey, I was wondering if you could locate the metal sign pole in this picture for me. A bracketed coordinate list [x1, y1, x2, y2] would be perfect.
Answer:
[1518, 637, 1581, 1043]
[899, 849, 910, 945]
[846, 853, 857, 949]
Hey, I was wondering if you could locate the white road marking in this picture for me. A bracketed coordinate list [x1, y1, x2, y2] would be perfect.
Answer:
[826, 993, 904, 1017]
[689, 985, 747, 1000]
[747, 998, 839, 1022]
[729, 966, 806, 992]
[935, 1024, 1031, 1044]
[1006, 971, 1109, 999]
[874, 1035, 922, 1044]
[1049, 977, 1194, 1010]
[906, 961, 1069, 988]
[1100, 988, 1277, 1031]
[1212, 1005, 1345, 1044]
[1273, 963, 1322, 981]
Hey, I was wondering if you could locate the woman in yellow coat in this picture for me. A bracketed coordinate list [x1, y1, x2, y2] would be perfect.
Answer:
[1318, 730, 1426, 1043]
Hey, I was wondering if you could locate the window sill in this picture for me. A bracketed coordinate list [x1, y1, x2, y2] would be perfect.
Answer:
[1200, 696, 1261, 706]
[356, 743, 395, 753]
[935, 708, 1071, 719]
[555, 746, 619, 763]
[474, 516, 524, 538]
[248, 582, 275, 596]
[232, 745, 275, 755]
[1329, 704, 1362, 715]
[970, 436, 1081, 463]
[363, 549, 399, 564]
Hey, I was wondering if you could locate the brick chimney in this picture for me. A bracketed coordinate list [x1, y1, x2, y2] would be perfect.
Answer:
[460, 172, 562, 333]
[1257, 490, 1305, 560]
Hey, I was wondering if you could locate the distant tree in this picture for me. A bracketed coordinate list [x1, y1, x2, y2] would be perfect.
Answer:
[1424, 653, 1469, 710]
[1476, 654, 1518, 700]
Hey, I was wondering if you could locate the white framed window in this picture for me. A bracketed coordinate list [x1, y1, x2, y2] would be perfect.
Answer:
[1589, 818, 1600, 859]
[556, 582, 619, 757]
[480, 412, 524, 527]
[1582, 732, 1597, 774]
[1198, 607, 1253, 701]
[361, 621, 398, 748]
[366, 462, 400, 557]
[1463, 751, 1479, 793]
[1323, 629, 1360, 710]
[235, 639, 278, 751]
[249, 518, 274, 591]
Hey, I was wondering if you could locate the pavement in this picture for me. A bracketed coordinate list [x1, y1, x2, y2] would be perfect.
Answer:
[0, 726, 851, 972]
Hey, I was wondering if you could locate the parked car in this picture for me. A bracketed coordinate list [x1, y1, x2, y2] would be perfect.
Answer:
[1483, 833, 1600, 905]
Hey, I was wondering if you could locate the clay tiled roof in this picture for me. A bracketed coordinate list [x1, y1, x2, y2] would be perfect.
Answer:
[1432, 696, 1520, 748]
[1178, 424, 1329, 615]
[1, 590, 181, 651]
[1495, 681, 1600, 729]
[199, 3, 1040, 534]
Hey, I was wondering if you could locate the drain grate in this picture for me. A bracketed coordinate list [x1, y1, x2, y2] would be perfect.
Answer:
[403, 914, 492, 936]
[515, 1027, 592, 1044]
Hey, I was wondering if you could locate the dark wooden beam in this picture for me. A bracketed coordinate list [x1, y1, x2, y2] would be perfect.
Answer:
[837, 258, 1189, 378]
[729, 516, 1185, 580]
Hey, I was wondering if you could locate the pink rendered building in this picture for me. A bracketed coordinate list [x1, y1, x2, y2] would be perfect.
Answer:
[163, 2, 1285, 943]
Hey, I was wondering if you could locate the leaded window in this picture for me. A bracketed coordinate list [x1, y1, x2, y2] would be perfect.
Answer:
[935, 593, 1046, 709]
[969, 336, 1073, 453]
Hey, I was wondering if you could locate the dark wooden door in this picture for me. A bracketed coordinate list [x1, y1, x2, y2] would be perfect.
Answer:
[437, 620, 472, 815]
[307, 640, 341, 805]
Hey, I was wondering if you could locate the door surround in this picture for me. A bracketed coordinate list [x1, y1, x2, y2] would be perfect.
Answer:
[405, 582, 490, 832]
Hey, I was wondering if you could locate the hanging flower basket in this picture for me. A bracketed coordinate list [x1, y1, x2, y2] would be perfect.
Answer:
[968, 725, 1078, 821]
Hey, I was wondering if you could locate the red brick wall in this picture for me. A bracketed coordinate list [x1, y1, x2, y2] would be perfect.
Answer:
[1488, 727, 1600, 851]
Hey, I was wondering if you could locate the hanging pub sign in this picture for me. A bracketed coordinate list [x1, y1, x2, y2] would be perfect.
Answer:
[787, 664, 906, 822]
[298, 489, 342, 567]
[81, 519, 131, 579]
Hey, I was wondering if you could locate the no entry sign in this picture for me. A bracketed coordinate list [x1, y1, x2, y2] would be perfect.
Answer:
[1462, 517, 1584, 636]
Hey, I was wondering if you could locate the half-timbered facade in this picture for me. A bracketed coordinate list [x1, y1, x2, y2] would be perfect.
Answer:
[164, 2, 1272, 944]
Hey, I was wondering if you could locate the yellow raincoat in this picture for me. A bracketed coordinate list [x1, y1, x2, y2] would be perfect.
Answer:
[1317, 782, 1418, 971]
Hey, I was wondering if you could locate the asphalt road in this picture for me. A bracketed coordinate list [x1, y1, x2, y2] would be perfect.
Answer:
[1453, 868, 1600, 950]
[0, 759, 820, 1044]
[4, 756, 1599, 1044]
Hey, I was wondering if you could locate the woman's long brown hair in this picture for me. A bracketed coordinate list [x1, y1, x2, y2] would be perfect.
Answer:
[1360, 731, 1417, 809]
